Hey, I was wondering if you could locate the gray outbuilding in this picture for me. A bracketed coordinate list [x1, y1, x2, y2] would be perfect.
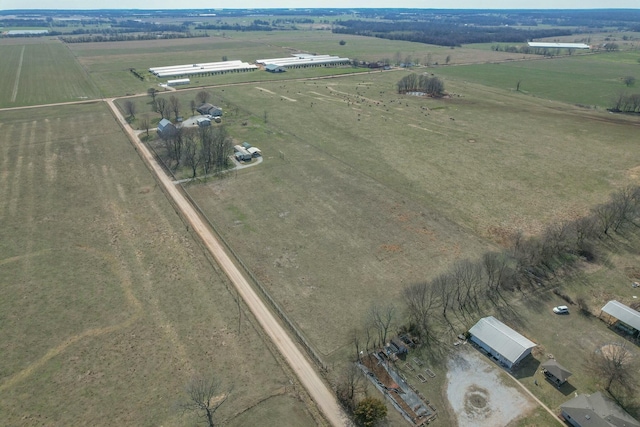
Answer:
[469, 316, 536, 369]
[600, 300, 640, 338]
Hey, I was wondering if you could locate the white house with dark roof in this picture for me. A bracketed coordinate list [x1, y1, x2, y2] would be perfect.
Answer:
[600, 300, 640, 338]
[469, 316, 536, 369]
[561, 391, 640, 427]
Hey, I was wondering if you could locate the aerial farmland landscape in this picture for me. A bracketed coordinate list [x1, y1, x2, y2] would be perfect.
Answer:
[1, 6, 640, 427]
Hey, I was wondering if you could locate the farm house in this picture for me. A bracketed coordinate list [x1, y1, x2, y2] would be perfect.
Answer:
[561, 392, 640, 427]
[157, 118, 177, 138]
[469, 316, 536, 369]
[197, 103, 223, 117]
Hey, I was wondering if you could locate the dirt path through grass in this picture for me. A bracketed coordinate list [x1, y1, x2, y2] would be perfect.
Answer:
[11, 46, 25, 103]
[105, 98, 346, 427]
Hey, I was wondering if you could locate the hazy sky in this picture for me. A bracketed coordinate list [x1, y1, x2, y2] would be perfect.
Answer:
[3, 1, 640, 10]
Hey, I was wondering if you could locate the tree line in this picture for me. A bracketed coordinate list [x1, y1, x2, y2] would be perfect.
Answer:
[332, 20, 572, 47]
[401, 185, 640, 346]
[60, 32, 204, 43]
[611, 92, 640, 113]
[397, 73, 445, 97]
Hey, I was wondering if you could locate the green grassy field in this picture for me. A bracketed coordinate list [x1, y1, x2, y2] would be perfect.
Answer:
[0, 40, 100, 107]
[0, 103, 316, 426]
[437, 51, 640, 107]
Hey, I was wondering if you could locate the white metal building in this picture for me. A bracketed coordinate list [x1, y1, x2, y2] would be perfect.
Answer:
[256, 53, 350, 69]
[167, 78, 190, 86]
[469, 316, 536, 369]
[527, 42, 590, 49]
[150, 61, 258, 78]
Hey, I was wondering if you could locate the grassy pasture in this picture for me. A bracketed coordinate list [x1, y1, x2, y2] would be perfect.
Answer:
[0, 103, 316, 426]
[437, 51, 640, 107]
[171, 70, 639, 363]
[0, 40, 99, 107]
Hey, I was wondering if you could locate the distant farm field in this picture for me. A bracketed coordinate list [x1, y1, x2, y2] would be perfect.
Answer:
[0, 40, 99, 107]
[0, 103, 316, 426]
[67, 31, 540, 97]
[437, 51, 640, 107]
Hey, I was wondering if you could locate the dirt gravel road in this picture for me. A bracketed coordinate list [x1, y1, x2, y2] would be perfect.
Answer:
[106, 99, 347, 427]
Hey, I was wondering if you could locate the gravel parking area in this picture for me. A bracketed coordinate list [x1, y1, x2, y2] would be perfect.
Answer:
[446, 347, 537, 427]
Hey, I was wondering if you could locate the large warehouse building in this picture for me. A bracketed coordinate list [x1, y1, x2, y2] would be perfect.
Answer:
[149, 60, 258, 78]
[256, 53, 350, 69]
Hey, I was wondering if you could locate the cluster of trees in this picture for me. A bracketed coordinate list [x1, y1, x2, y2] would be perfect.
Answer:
[332, 20, 572, 47]
[195, 22, 273, 32]
[400, 185, 640, 346]
[159, 125, 233, 178]
[146, 89, 232, 178]
[335, 364, 388, 426]
[611, 92, 640, 113]
[60, 32, 201, 43]
[397, 73, 445, 97]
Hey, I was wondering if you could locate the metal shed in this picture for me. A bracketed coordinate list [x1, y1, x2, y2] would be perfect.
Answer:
[469, 316, 536, 369]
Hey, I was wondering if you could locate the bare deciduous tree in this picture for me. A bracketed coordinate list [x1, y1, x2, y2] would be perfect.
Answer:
[369, 303, 395, 346]
[190, 99, 197, 115]
[140, 114, 150, 138]
[170, 95, 181, 121]
[124, 100, 136, 119]
[335, 363, 364, 414]
[179, 375, 229, 427]
[584, 342, 638, 398]
[147, 88, 158, 111]
[156, 97, 169, 119]
[196, 90, 212, 105]
[183, 129, 200, 178]
[403, 281, 440, 343]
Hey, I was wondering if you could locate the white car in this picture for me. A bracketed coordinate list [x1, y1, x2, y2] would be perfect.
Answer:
[553, 305, 569, 314]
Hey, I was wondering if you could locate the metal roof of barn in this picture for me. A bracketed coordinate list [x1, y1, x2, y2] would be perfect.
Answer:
[601, 300, 640, 331]
[527, 42, 590, 49]
[469, 316, 536, 364]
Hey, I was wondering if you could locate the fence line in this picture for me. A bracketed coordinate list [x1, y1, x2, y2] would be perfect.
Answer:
[144, 140, 328, 372]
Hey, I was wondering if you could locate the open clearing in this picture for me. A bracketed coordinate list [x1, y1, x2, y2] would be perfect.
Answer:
[447, 348, 536, 427]
[0, 103, 316, 426]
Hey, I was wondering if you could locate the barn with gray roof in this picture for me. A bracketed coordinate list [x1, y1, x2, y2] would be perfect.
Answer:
[600, 300, 640, 338]
[469, 316, 536, 369]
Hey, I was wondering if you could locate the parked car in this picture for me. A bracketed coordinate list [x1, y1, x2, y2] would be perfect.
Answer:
[553, 305, 569, 314]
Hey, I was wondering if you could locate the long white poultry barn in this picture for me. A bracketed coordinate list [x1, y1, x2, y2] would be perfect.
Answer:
[149, 60, 258, 78]
[256, 53, 350, 68]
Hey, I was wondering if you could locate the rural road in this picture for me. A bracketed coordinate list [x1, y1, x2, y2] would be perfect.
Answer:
[105, 99, 347, 427]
